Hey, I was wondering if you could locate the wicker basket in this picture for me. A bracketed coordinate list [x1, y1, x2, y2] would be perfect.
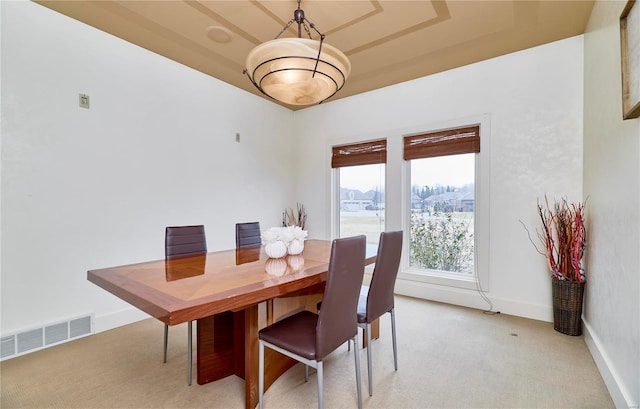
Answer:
[552, 279, 585, 336]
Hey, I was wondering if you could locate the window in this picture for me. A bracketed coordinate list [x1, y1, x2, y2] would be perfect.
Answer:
[332, 140, 386, 246]
[404, 126, 479, 279]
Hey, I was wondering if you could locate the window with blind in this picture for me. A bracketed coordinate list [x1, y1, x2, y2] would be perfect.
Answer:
[332, 139, 386, 246]
[405, 125, 479, 277]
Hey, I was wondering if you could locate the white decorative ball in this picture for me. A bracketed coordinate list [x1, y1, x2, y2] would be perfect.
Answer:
[265, 240, 287, 258]
[287, 239, 305, 255]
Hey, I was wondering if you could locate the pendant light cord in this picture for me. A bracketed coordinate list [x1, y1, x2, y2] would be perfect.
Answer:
[271, 0, 325, 79]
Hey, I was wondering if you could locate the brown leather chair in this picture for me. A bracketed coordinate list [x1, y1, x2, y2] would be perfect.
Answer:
[258, 235, 366, 409]
[164, 225, 207, 386]
[355, 230, 403, 397]
[235, 222, 262, 248]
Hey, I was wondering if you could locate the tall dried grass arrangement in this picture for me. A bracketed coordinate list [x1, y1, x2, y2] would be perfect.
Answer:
[282, 203, 307, 230]
[530, 196, 586, 282]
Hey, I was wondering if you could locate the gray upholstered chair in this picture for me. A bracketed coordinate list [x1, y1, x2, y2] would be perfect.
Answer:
[258, 235, 366, 409]
[355, 230, 403, 396]
[235, 222, 262, 248]
[164, 225, 207, 386]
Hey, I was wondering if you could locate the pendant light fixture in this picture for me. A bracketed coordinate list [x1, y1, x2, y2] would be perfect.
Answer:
[244, 0, 351, 106]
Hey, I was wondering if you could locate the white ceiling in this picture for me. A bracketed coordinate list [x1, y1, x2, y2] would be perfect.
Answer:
[36, 0, 595, 110]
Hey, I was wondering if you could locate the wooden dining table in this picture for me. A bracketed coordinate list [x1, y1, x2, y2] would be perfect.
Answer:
[87, 239, 377, 409]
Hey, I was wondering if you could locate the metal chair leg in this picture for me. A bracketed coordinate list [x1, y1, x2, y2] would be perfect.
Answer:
[353, 335, 363, 409]
[366, 323, 373, 396]
[317, 361, 324, 409]
[163, 324, 169, 363]
[389, 308, 398, 371]
[187, 321, 193, 386]
[305, 365, 309, 382]
[259, 341, 264, 409]
[391, 308, 398, 371]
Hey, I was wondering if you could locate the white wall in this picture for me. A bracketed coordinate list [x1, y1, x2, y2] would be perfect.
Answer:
[583, 1, 640, 408]
[5, 6, 635, 404]
[1, 1, 295, 334]
[294, 36, 584, 322]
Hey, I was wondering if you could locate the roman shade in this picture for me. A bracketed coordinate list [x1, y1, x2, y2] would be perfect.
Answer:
[331, 139, 387, 168]
[403, 125, 480, 160]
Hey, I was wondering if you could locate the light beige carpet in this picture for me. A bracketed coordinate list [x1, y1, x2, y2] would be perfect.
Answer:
[1, 296, 614, 408]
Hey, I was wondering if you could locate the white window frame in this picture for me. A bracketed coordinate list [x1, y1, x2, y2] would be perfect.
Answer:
[400, 115, 490, 292]
[330, 144, 387, 241]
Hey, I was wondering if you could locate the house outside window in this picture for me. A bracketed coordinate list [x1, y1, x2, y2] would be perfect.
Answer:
[404, 125, 480, 279]
[332, 140, 386, 246]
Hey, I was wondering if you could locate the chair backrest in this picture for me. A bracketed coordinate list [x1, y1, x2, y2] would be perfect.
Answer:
[366, 230, 403, 321]
[235, 222, 262, 248]
[165, 225, 207, 259]
[316, 235, 366, 360]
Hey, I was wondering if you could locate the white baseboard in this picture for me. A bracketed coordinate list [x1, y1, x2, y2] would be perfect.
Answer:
[93, 308, 151, 333]
[393, 277, 553, 322]
[583, 319, 638, 409]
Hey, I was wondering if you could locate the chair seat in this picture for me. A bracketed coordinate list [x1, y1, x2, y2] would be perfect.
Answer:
[259, 310, 318, 361]
[356, 285, 369, 323]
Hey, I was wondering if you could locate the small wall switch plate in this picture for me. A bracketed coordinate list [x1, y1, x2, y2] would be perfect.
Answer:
[79, 94, 90, 109]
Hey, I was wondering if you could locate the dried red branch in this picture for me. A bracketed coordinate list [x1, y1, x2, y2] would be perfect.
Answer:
[532, 196, 587, 282]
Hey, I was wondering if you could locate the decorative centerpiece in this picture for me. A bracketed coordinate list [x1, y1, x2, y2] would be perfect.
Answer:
[527, 196, 587, 335]
[286, 226, 308, 255]
[261, 226, 308, 259]
[262, 227, 288, 258]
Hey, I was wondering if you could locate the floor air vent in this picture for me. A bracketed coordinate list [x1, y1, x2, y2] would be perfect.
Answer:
[1, 314, 93, 361]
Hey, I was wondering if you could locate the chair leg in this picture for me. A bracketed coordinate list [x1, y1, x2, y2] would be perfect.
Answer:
[187, 320, 193, 386]
[305, 365, 309, 382]
[391, 308, 398, 371]
[317, 361, 324, 409]
[259, 341, 265, 409]
[366, 323, 373, 396]
[353, 335, 363, 409]
[163, 324, 169, 363]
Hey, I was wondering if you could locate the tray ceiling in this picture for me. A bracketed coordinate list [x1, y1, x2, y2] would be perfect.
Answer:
[35, 1, 595, 110]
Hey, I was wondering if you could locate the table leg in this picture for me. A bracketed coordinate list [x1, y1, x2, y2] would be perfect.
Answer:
[196, 311, 235, 384]
[243, 304, 259, 409]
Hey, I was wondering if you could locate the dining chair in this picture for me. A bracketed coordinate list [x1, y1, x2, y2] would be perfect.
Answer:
[353, 230, 403, 397]
[235, 222, 262, 248]
[164, 224, 207, 386]
[258, 235, 366, 409]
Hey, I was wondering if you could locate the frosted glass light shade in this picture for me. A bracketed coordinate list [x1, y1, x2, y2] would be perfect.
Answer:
[245, 38, 351, 106]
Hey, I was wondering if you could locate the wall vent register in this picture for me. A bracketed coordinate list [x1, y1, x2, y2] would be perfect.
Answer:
[1, 314, 93, 361]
